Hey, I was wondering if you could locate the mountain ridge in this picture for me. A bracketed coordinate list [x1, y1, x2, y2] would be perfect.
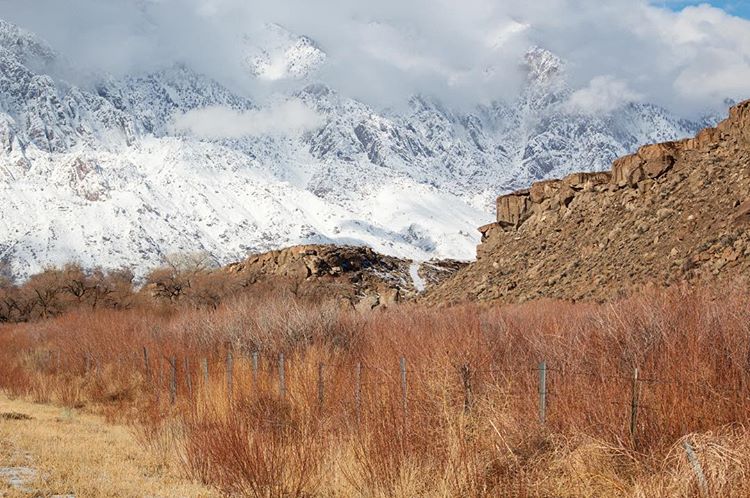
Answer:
[0, 18, 717, 280]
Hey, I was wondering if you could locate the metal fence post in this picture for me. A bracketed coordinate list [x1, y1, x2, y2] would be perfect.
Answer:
[252, 351, 259, 389]
[355, 362, 362, 425]
[400, 357, 407, 416]
[539, 361, 547, 424]
[317, 362, 324, 408]
[184, 357, 193, 398]
[169, 357, 177, 405]
[226, 351, 234, 402]
[461, 363, 473, 413]
[143, 347, 150, 382]
[630, 368, 639, 440]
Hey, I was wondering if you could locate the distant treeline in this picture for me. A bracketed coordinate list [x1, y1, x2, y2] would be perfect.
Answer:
[0, 252, 357, 323]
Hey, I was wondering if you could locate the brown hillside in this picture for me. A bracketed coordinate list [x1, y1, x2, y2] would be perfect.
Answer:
[426, 100, 750, 304]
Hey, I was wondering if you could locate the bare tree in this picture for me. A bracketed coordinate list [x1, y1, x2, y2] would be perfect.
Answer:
[24, 267, 66, 319]
[0, 256, 13, 289]
[147, 251, 218, 304]
[88, 267, 135, 309]
[165, 251, 217, 274]
[60, 263, 89, 304]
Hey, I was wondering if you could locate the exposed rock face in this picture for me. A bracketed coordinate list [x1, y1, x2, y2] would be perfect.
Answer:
[612, 142, 681, 187]
[225, 244, 465, 309]
[426, 99, 750, 304]
[496, 190, 531, 227]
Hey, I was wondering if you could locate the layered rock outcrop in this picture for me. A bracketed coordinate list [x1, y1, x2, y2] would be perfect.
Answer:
[427, 100, 750, 304]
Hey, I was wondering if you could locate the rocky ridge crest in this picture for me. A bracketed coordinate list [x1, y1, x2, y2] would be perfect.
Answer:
[427, 100, 750, 304]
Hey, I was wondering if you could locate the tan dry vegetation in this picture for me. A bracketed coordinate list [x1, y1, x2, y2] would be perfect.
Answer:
[2, 283, 750, 496]
[0, 394, 218, 497]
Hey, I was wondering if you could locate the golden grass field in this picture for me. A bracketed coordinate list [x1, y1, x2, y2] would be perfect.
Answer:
[0, 395, 217, 497]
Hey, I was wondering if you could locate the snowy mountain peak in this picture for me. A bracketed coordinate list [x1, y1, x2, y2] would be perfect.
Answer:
[0, 18, 717, 281]
[0, 19, 57, 71]
[524, 47, 565, 85]
[244, 23, 327, 81]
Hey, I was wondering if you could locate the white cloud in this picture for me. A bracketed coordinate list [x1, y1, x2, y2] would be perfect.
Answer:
[170, 99, 324, 139]
[566, 76, 644, 115]
[0, 0, 749, 115]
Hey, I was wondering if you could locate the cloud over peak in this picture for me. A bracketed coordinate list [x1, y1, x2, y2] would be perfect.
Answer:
[0, 0, 748, 116]
[170, 99, 324, 139]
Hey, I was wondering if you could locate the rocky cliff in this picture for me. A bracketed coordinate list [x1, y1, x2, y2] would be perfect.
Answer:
[427, 100, 750, 304]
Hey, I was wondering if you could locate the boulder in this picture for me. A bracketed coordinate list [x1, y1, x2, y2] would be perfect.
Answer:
[530, 180, 562, 204]
[643, 155, 675, 179]
[557, 185, 576, 208]
[497, 189, 531, 227]
[478, 222, 501, 242]
[637, 143, 679, 179]
[690, 127, 721, 150]
[562, 172, 611, 189]
[729, 100, 750, 145]
[733, 200, 750, 224]
[612, 143, 680, 187]
[612, 154, 644, 187]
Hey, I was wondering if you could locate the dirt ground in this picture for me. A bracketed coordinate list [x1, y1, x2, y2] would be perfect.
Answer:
[0, 394, 217, 497]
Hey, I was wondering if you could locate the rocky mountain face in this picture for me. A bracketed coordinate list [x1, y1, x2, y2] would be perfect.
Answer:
[426, 100, 750, 304]
[0, 19, 714, 280]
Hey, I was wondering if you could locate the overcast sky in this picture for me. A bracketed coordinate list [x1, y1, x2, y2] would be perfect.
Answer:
[0, 0, 748, 116]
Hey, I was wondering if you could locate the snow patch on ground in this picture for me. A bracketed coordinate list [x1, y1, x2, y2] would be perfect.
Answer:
[409, 262, 426, 293]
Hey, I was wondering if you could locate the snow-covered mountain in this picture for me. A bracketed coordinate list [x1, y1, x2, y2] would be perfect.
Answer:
[244, 23, 327, 81]
[0, 19, 713, 279]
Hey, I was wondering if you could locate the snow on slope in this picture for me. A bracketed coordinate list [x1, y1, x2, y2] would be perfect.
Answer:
[0, 19, 714, 279]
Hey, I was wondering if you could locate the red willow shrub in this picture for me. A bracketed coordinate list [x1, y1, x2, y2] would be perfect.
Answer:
[1, 283, 750, 496]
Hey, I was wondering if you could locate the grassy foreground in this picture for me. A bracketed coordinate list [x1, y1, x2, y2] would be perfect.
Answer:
[2, 283, 750, 496]
[0, 394, 217, 497]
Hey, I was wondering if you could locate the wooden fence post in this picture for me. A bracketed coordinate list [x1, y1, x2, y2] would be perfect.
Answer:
[630, 368, 639, 440]
[184, 357, 193, 398]
[400, 357, 407, 416]
[279, 353, 286, 400]
[355, 362, 362, 425]
[226, 351, 234, 402]
[683, 439, 709, 496]
[317, 363, 324, 408]
[169, 357, 177, 405]
[461, 363, 473, 413]
[201, 358, 209, 387]
[538, 361, 547, 425]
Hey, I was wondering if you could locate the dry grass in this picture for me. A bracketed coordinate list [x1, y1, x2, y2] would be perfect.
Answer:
[0, 394, 218, 497]
[2, 283, 750, 496]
